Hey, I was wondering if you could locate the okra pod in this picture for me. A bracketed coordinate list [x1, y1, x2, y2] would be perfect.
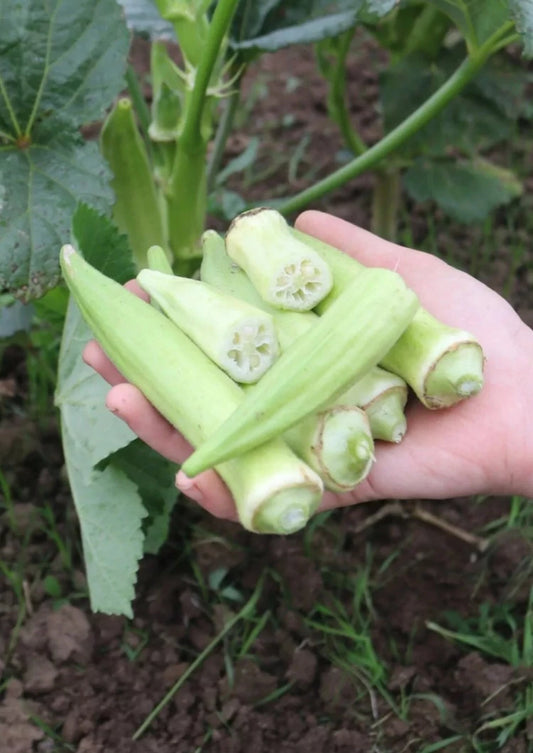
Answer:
[137, 269, 280, 384]
[60, 246, 323, 535]
[201, 231, 408, 444]
[182, 265, 419, 476]
[340, 367, 408, 444]
[284, 406, 375, 492]
[225, 208, 333, 311]
[295, 226, 485, 409]
[147, 245, 174, 275]
[100, 98, 167, 269]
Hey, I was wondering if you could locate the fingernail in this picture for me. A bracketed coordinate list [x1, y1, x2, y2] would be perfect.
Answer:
[176, 470, 204, 503]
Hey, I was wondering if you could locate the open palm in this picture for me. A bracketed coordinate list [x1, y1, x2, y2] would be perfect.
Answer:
[83, 211, 533, 519]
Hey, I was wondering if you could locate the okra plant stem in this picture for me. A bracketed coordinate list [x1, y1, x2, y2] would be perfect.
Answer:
[167, 0, 239, 263]
[316, 26, 366, 157]
[207, 66, 245, 192]
[277, 38, 502, 217]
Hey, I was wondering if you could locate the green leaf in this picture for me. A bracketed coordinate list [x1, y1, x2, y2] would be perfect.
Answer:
[0, 300, 34, 337]
[403, 157, 523, 223]
[0, 0, 130, 132]
[75, 463, 145, 617]
[0, 141, 113, 300]
[71, 204, 136, 284]
[98, 439, 179, 556]
[231, 2, 363, 53]
[0, 0, 130, 300]
[56, 298, 144, 616]
[362, 0, 399, 17]
[56, 299, 135, 479]
[117, 0, 175, 39]
[215, 137, 259, 185]
[509, 0, 533, 56]
[425, 0, 511, 52]
[380, 51, 528, 157]
[366, 3, 452, 61]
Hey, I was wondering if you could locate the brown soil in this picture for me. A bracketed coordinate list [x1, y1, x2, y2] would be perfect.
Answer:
[1, 37, 532, 753]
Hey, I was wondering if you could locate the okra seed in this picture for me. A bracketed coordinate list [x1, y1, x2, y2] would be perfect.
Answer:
[274, 259, 327, 306]
[227, 323, 275, 376]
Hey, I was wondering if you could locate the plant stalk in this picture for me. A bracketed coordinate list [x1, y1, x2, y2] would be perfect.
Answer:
[371, 167, 401, 241]
[166, 0, 240, 261]
[276, 43, 499, 217]
[317, 27, 367, 156]
[207, 68, 245, 192]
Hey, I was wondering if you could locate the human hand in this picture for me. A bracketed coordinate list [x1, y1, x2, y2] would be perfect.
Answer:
[83, 211, 533, 521]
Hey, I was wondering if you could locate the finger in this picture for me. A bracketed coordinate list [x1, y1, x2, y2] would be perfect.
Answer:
[83, 339, 126, 386]
[124, 279, 150, 301]
[106, 382, 192, 463]
[106, 383, 238, 521]
[176, 470, 238, 521]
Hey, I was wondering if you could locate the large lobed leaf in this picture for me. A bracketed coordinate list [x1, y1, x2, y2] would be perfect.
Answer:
[56, 207, 177, 615]
[230, 0, 370, 53]
[426, 0, 510, 51]
[426, 0, 533, 55]
[404, 158, 523, 223]
[116, 0, 175, 39]
[0, 0, 130, 301]
[509, 0, 533, 56]
[56, 296, 143, 617]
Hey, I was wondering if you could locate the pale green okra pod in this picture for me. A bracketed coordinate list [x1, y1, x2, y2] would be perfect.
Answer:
[137, 269, 280, 384]
[60, 245, 323, 535]
[295, 227, 485, 409]
[225, 208, 333, 311]
[183, 263, 419, 476]
[201, 231, 408, 446]
[201, 231, 378, 490]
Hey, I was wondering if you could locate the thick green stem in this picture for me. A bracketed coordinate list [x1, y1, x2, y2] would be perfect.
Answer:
[371, 168, 401, 241]
[177, 0, 238, 151]
[318, 27, 366, 157]
[167, 143, 208, 265]
[277, 44, 498, 217]
[166, 0, 239, 262]
[207, 70, 244, 192]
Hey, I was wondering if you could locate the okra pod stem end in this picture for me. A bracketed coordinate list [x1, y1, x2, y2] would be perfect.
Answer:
[252, 487, 320, 535]
[423, 341, 484, 409]
[363, 386, 408, 443]
[313, 407, 375, 492]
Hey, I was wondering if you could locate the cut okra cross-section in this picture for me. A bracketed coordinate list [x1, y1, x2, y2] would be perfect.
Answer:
[225, 208, 333, 311]
[137, 270, 280, 384]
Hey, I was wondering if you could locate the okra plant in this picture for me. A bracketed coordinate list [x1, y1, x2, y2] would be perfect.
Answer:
[1, 0, 532, 615]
